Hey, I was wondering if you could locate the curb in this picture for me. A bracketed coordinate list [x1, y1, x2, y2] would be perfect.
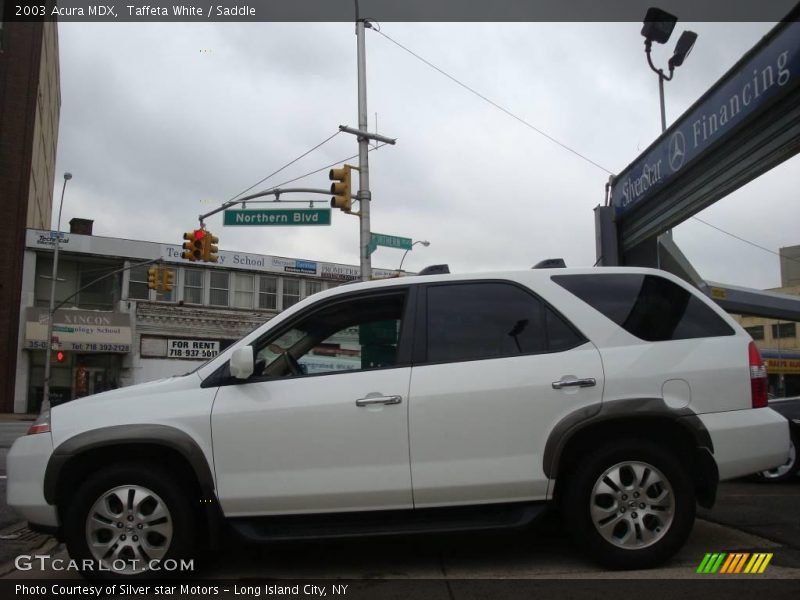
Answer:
[0, 523, 59, 578]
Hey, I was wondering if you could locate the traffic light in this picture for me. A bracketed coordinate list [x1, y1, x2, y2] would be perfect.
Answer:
[182, 231, 197, 261]
[162, 269, 175, 292]
[329, 165, 353, 212]
[147, 266, 159, 290]
[55, 351, 65, 363]
[203, 232, 219, 263]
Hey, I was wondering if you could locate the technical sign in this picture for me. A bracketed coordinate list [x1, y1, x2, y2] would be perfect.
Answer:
[223, 208, 331, 226]
[611, 20, 800, 215]
[167, 339, 219, 359]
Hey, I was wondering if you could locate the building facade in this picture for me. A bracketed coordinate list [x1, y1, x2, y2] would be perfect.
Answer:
[780, 245, 800, 287]
[15, 225, 396, 413]
[0, 17, 61, 412]
[735, 284, 800, 398]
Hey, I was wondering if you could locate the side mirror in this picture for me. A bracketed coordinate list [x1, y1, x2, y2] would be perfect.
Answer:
[229, 346, 254, 380]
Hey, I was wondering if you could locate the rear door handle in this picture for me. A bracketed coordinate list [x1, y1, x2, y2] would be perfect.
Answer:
[355, 395, 402, 407]
[552, 377, 596, 390]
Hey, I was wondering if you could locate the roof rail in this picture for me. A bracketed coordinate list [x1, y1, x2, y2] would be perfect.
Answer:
[532, 258, 566, 269]
[418, 264, 450, 275]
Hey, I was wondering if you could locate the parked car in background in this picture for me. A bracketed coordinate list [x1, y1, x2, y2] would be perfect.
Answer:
[757, 396, 800, 482]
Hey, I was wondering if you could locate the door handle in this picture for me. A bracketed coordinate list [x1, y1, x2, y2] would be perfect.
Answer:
[355, 395, 403, 407]
[552, 377, 596, 390]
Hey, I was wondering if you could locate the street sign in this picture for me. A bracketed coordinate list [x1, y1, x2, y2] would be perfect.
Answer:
[223, 208, 331, 226]
[367, 233, 412, 256]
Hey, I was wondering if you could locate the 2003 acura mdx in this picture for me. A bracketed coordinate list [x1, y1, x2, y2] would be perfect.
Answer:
[7, 267, 791, 578]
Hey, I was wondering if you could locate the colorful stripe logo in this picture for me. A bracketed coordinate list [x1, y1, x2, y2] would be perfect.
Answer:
[697, 552, 773, 574]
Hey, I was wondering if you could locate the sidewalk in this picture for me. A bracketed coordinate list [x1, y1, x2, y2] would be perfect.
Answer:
[0, 414, 36, 422]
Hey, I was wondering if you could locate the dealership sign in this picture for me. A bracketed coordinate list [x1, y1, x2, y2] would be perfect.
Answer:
[611, 21, 800, 214]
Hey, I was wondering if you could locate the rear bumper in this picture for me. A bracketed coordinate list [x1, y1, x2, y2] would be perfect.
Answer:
[699, 408, 790, 481]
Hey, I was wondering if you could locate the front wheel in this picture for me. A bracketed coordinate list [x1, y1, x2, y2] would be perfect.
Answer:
[63, 463, 197, 580]
[561, 440, 696, 570]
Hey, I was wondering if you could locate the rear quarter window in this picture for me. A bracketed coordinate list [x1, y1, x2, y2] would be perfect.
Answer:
[552, 273, 735, 341]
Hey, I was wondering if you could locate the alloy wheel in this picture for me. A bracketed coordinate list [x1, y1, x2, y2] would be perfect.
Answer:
[589, 460, 675, 550]
[85, 484, 173, 574]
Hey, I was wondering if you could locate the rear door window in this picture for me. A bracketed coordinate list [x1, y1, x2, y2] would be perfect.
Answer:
[425, 282, 585, 363]
[552, 273, 734, 341]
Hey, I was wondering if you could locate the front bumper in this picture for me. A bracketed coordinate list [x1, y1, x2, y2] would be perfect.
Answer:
[699, 408, 791, 481]
[6, 432, 59, 528]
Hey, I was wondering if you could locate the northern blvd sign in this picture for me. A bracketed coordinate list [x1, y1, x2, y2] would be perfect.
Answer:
[367, 233, 412, 256]
[223, 208, 331, 226]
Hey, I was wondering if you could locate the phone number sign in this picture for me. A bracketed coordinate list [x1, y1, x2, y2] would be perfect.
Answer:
[168, 339, 219, 359]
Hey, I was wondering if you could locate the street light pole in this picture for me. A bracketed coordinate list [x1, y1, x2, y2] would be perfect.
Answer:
[41, 172, 72, 412]
[398, 240, 431, 273]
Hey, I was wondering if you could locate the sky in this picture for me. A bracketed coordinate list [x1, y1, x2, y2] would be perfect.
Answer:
[52, 19, 799, 289]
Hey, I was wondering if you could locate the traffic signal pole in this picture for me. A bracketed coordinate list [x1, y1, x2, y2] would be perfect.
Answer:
[355, 18, 372, 282]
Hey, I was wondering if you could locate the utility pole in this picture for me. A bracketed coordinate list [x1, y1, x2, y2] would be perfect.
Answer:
[355, 13, 371, 281]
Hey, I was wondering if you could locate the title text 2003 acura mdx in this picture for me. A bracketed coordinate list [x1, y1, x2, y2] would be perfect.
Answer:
[8, 268, 790, 576]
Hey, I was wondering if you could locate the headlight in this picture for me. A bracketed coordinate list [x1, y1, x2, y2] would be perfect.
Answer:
[27, 409, 50, 435]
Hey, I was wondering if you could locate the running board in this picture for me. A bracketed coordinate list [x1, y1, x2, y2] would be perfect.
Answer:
[229, 502, 546, 542]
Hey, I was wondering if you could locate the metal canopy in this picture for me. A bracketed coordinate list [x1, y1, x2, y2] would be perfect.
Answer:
[597, 7, 800, 321]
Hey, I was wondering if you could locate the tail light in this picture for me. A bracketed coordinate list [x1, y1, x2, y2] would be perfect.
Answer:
[749, 342, 768, 408]
[27, 409, 51, 435]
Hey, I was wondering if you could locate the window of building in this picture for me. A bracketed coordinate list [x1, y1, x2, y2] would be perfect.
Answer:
[184, 269, 204, 305]
[209, 271, 230, 306]
[258, 276, 278, 310]
[283, 278, 301, 309]
[745, 325, 765, 340]
[233, 273, 255, 309]
[305, 280, 325, 297]
[128, 265, 151, 300]
[553, 274, 734, 342]
[772, 322, 797, 339]
[425, 282, 583, 364]
[155, 267, 177, 303]
[78, 264, 117, 309]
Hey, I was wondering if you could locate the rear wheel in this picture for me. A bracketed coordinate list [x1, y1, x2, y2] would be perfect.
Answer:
[756, 434, 798, 483]
[561, 440, 695, 570]
[63, 463, 197, 580]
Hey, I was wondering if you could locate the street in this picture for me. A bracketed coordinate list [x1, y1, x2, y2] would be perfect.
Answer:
[1, 422, 799, 581]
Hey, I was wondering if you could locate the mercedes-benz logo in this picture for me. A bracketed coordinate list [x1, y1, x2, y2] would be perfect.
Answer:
[669, 131, 686, 172]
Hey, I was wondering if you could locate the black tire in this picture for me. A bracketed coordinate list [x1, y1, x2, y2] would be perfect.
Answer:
[63, 462, 198, 580]
[561, 439, 696, 570]
[755, 433, 798, 483]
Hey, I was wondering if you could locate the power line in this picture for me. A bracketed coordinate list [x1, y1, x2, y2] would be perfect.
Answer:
[691, 216, 800, 266]
[263, 143, 389, 191]
[227, 130, 343, 202]
[373, 28, 614, 175]
[375, 26, 795, 268]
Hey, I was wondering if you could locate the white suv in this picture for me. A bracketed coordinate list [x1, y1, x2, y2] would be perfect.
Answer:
[7, 268, 790, 577]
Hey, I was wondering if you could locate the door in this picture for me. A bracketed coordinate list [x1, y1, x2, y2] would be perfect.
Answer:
[408, 281, 604, 507]
[211, 289, 414, 516]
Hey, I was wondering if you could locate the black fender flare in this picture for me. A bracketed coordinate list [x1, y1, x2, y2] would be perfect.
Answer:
[43, 424, 215, 505]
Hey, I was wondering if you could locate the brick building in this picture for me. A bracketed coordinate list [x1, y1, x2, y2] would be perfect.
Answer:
[0, 17, 61, 412]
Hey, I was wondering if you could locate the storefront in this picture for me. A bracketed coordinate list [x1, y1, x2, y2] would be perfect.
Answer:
[762, 350, 800, 398]
[23, 307, 132, 412]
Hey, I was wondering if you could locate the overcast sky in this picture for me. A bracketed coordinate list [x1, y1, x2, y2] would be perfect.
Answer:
[52, 19, 798, 289]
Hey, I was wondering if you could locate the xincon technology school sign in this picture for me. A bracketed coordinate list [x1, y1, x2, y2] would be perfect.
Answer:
[611, 20, 800, 214]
